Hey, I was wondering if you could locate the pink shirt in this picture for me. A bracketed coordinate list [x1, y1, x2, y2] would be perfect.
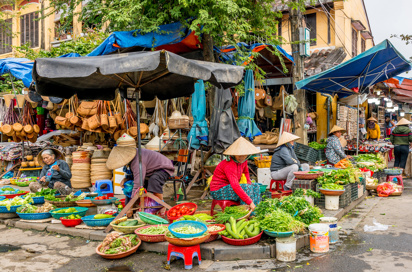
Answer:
[209, 159, 252, 205]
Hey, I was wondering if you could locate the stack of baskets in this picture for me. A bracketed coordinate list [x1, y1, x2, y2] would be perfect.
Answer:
[90, 150, 112, 185]
[71, 151, 92, 189]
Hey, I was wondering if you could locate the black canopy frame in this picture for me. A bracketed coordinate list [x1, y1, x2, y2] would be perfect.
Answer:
[33, 49, 244, 232]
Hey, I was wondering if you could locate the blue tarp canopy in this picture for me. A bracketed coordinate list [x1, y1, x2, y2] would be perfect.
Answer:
[0, 58, 34, 87]
[215, 42, 294, 65]
[187, 80, 209, 149]
[237, 70, 261, 140]
[87, 21, 199, 56]
[296, 40, 412, 98]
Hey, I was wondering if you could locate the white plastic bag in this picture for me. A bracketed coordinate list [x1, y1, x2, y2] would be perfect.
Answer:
[364, 218, 389, 232]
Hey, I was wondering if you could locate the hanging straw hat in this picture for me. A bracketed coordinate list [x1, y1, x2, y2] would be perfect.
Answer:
[223, 137, 262, 156]
[396, 118, 412, 126]
[276, 132, 301, 147]
[106, 133, 137, 170]
[329, 125, 346, 136]
[37, 148, 66, 167]
[367, 117, 377, 122]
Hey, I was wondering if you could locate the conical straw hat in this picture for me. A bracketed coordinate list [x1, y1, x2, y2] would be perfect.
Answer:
[367, 117, 377, 122]
[396, 118, 412, 126]
[276, 132, 301, 147]
[106, 133, 137, 170]
[329, 125, 346, 136]
[223, 137, 261, 156]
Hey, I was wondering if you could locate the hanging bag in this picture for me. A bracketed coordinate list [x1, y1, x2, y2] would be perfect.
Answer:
[87, 101, 101, 130]
[100, 101, 110, 130]
[54, 100, 71, 127]
[108, 101, 117, 128]
[70, 96, 83, 127]
[77, 101, 98, 117]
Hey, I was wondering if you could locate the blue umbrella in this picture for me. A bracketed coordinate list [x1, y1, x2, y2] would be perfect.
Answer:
[188, 80, 209, 149]
[237, 70, 261, 140]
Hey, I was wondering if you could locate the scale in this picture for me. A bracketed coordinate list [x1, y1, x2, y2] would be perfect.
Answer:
[18, 167, 42, 177]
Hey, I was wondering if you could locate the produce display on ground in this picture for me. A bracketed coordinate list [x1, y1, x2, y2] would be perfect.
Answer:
[136, 225, 169, 235]
[45, 192, 86, 202]
[308, 141, 326, 150]
[17, 202, 55, 213]
[214, 206, 249, 224]
[99, 233, 140, 255]
[292, 188, 321, 198]
[0, 195, 33, 210]
[219, 217, 260, 239]
[354, 154, 386, 170]
[320, 183, 344, 190]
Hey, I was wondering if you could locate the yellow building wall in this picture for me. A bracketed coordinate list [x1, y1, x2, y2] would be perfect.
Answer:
[0, 0, 83, 59]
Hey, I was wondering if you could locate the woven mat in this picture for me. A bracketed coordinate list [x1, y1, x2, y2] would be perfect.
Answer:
[75, 224, 106, 230]
[20, 218, 52, 223]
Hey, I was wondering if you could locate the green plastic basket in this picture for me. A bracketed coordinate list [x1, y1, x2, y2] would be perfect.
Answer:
[138, 212, 169, 225]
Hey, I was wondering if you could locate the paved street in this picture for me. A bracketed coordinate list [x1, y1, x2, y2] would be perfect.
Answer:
[0, 180, 410, 272]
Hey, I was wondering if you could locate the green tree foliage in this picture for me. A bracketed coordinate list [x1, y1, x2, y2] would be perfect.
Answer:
[12, 32, 108, 60]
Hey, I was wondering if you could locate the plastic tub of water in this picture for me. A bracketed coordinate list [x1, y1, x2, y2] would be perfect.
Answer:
[308, 223, 329, 253]
[325, 195, 339, 210]
[276, 236, 296, 262]
[320, 217, 338, 244]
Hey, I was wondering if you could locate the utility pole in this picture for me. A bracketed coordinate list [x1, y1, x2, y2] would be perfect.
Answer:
[289, 0, 307, 144]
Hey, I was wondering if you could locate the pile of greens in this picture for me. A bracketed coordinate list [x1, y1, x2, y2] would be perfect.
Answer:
[292, 188, 321, 199]
[258, 209, 306, 233]
[309, 142, 327, 150]
[255, 195, 322, 225]
[0, 195, 33, 210]
[214, 206, 249, 224]
[100, 234, 139, 255]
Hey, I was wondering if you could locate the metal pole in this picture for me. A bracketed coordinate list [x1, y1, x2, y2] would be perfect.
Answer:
[135, 91, 144, 190]
[124, 98, 129, 130]
[357, 94, 360, 156]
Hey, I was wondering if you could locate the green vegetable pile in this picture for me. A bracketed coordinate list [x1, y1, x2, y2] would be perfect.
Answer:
[316, 168, 361, 185]
[45, 192, 86, 202]
[259, 209, 306, 233]
[62, 214, 82, 219]
[0, 195, 33, 211]
[214, 206, 249, 224]
[309, 141, 326, 150]
[99, 234, 139, 254]
[255, 195, 322, 225]
[293, 188, 321, 199]
[116, 220, 141, 227]
[219, 217, 261, 239]
[172, 226, 203, 234]
[137, 225, 169, 235]
[321, 183, 344, 190]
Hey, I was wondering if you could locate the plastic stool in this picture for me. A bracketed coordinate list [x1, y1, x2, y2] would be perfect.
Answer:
[269, 179, 287, 192]
[210, 200, 240, 216]
[386, 175, 404, 189]
[94, 180, 114, 197]
[167, 244, 201, 270]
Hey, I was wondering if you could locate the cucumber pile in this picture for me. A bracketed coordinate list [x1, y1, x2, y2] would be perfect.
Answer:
[219, 217, 260, 239]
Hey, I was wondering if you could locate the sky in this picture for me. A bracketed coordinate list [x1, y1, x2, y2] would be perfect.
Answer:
[364, 0, 412, 77]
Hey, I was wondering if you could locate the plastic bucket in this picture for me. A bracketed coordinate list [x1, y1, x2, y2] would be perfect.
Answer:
[304, 195, 314, 206]
[320, 217, 339, 244]
[309, 223, 329, 253]
[325, 195, 339, 210]
[276, 236, 296, 262]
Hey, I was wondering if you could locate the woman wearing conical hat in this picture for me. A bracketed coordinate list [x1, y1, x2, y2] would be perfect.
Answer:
[390, 118, 412, 170]
[325, 125, 352, 165]
[106, 134, 175, 204]
[366, 117, 381, 141]
[209, 137, 262, 211]
[270, 132, 310, 191]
